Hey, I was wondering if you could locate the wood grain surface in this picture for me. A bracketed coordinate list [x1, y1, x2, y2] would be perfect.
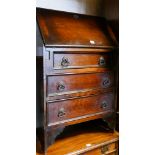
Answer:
[36, 8, 117, 47]
[53, 52, 112, 69]
[47, 72, 113, 95]
[47, 93, 114, 125]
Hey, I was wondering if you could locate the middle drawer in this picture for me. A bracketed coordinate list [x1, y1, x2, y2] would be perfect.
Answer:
[47, 72, 114, 96]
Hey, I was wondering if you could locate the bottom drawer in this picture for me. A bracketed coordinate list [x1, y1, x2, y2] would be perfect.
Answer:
[82, 142, 118, 155]
[47, 93, 114, 126]
[81, 141, 118, 155]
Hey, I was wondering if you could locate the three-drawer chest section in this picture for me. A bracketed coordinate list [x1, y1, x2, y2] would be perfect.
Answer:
[36, 8, 118, 153]
[45, 48, 115, 127]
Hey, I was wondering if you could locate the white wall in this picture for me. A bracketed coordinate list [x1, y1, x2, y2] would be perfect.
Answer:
[37, 0, 118, 20]
[36, 0, 104, 16]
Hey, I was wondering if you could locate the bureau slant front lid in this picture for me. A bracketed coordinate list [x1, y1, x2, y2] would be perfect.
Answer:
[36, 8, 118, 48]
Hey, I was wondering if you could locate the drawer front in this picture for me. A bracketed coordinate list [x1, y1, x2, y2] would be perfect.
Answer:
[47, 72, 114, 96]
[53, 52, 112, 69]
[47, 93, 114, 125]
[81, 142, 118, 155]
[84, 150, 117, 155]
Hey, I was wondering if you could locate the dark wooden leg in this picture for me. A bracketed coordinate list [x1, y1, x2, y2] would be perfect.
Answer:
[36, 125, 65, 154]
[102, 113, 116, 132]
[45, 125, 65, 151]
[36, 128, 45, 154]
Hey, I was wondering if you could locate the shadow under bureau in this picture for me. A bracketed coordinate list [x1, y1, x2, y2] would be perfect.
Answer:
[36, 8, 118, 154]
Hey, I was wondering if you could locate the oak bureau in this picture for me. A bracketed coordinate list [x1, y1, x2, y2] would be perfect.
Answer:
[36, 8, 118, 154]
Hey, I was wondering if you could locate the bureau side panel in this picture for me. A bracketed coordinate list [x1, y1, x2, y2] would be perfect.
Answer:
[36, 57, 44, 128]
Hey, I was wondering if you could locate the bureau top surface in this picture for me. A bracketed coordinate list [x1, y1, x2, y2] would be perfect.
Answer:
[36, 8, 118, 48]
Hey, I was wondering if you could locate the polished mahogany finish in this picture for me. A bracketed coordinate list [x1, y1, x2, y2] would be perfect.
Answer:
[47, 93, 114, 126]
[36, 8, 118, 153]
[37, 8, 117, 47]
[47, 72, 114, 95]
[53, 52, 112, 69]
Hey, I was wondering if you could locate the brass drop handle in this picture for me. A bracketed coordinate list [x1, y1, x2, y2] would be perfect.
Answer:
[61, 57, 70, 67]
[101, 101, 108, 109]
[57, 108, 66, 118]
[103, 78, 111, 88]
[101, 145, 109, 154]
[99, 56, 105, 66]
[57, 82, 65, 91]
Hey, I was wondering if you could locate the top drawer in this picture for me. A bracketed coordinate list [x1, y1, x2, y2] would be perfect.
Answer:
[53, 52, 112, 70]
